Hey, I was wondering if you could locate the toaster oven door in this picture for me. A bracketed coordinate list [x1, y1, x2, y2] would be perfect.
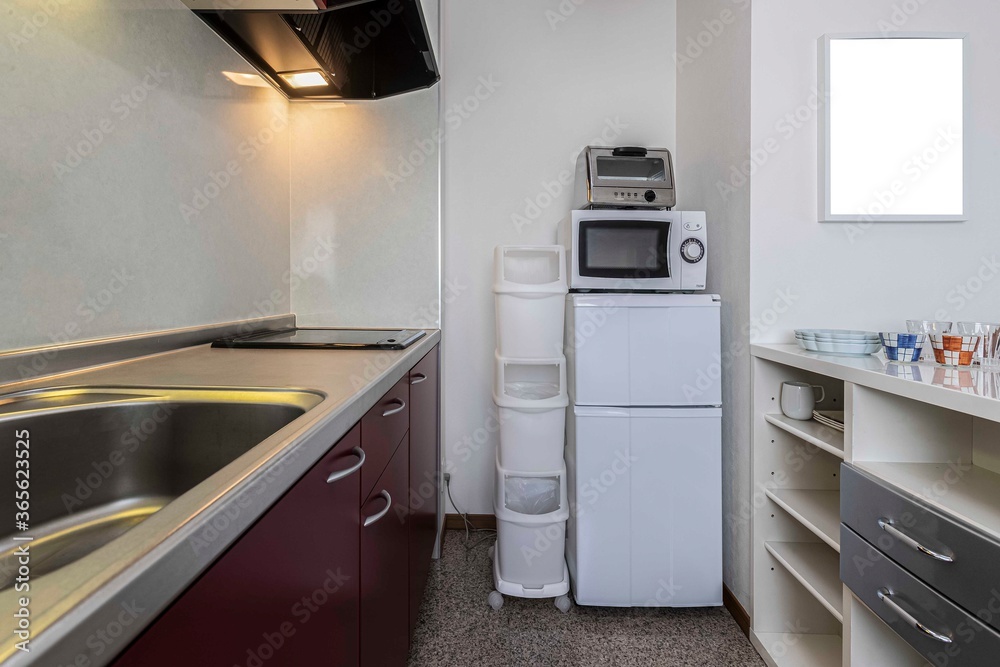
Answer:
[577, 219, 671, 280]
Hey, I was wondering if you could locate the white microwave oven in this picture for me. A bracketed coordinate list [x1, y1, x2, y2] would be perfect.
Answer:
[559, 209, 708, 292]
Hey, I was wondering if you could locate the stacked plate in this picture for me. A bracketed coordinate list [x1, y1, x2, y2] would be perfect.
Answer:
[812, 410, 845, 432]
[795, 329, 882, 356]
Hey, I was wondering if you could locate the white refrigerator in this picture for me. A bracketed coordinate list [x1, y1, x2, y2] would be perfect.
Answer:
[565, 293, 723, 607]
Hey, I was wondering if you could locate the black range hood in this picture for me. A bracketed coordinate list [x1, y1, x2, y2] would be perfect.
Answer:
[185, 0, 439, 100]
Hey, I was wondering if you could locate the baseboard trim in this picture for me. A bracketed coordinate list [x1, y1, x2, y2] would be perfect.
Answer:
[444, 513, 497, 531]
[723, 584, 751, 638]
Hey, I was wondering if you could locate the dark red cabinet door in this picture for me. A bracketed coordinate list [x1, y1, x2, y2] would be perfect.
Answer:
[360, 436, 410, 667]
[360, 376, 409, 502]
[408, 346, 439, 636]
[112, 425, 363, 667]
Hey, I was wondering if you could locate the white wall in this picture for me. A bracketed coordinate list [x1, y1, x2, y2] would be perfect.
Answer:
[0, 0, 292, 353]
[290, 0, 441, 329]
[440, 0, 677, 514]
[676, 0, 752, 608]
[751, 0, 1000, 341]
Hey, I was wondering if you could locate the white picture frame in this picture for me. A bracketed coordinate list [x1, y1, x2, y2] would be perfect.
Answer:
[819, 33, 968, 223]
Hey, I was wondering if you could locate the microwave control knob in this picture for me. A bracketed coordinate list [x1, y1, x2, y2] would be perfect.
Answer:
[644, 190, 656, 202]
[681, 238, 705, 263]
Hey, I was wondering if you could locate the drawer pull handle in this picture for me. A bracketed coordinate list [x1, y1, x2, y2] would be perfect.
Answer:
[382, 399, 406, 417]
[410, 373, 428, 385]
[878, 518, 955, 563]
[363, 490, 392, 527]
[877, 588, 954, 644]
[326, 447, 365, 484]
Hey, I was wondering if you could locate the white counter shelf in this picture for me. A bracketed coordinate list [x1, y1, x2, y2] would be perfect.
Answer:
[751, 343, 1000, 667]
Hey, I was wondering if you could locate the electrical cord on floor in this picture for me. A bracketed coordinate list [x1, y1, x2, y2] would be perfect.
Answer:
[444, 473, 496, 551]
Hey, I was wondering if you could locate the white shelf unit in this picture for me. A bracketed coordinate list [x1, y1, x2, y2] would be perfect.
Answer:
[764, 489, 840, 551]
[751, 632, 843, 667]
[763, 413, 845, 460]
[751, 344, 1000, 667]
[752, 355, 845, 665]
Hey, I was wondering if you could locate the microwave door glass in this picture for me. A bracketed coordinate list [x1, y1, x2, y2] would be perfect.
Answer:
[595, 157, 668, 183]
[579, 222, 671, 279]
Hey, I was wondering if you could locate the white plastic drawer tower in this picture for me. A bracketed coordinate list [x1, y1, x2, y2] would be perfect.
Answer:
[488, 246, 572, 613]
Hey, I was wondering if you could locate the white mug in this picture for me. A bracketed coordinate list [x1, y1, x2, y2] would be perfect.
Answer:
[780, 382, 825, 421]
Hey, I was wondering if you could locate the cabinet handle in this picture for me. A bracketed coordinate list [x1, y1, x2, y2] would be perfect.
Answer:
[382, 399, 406, 417]
[877, 588, 954, 644]
[326, 447, 365, 484]
[410, 373, 428, 385]
[878, 518, 955, 563]
[363, 490, 392, 527]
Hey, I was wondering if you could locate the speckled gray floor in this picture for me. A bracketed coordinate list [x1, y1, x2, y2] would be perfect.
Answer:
[408, 532, 765, 666]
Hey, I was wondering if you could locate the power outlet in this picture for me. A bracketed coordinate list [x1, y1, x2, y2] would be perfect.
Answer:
[443, 472, 451, 484]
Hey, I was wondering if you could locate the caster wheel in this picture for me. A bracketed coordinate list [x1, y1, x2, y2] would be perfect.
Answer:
[488, 544, 495, 559]
[488, 591, 504, 610]
[554, 595, 572, 613]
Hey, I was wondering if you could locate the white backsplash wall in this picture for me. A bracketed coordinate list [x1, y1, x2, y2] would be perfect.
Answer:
[289, 0, 440, 329]
[750, 0, 1000, 340]
[0, 0, 292, 354]
[440, 0, 677, 515]
[676, 0, 752, 609]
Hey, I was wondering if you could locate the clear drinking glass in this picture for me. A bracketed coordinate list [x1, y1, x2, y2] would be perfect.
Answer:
[965, 323, 1000, 371]
[906, 321, 952, 361]
[906, 320, 953, 334]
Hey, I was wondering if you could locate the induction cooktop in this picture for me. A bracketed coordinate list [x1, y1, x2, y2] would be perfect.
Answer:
[212, 328, 426, 350]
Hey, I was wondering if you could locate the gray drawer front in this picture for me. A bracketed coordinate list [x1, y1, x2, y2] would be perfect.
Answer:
[842, 525, 1000, 666]
[841, 463, 1000, 632]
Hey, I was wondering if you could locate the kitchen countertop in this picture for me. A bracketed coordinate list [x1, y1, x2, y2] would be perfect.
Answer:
[0, 330, 440, 666]
[752, 343, 1000, 421]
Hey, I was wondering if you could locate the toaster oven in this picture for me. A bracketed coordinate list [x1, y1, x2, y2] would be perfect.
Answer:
[574, 146, 676, 210]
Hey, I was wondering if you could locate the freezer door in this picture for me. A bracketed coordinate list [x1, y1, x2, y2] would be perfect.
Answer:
[568, 295, 722, 407]
[630, 408, 722, 607]
[628, 306, 721, 406]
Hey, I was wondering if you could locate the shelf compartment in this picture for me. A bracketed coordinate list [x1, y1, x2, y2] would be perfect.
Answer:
[752, 632, 842, 667]
[855, 461, 1000, 543]
[764, 541, 843, 622]
[764, 413, 845, 460]
[765, 489, 841, 552]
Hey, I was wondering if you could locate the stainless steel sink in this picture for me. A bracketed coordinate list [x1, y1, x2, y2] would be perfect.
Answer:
[0, 386, 322, 589]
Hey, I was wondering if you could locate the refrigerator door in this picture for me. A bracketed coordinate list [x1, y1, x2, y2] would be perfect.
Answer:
[566, 405, 723, 607]
[630, 407, 722, 607]
[567, 294, 721, 407]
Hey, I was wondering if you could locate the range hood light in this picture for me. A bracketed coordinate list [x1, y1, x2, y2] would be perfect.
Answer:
[278, 69, 332, 89]
[221, 71, 271, 88]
